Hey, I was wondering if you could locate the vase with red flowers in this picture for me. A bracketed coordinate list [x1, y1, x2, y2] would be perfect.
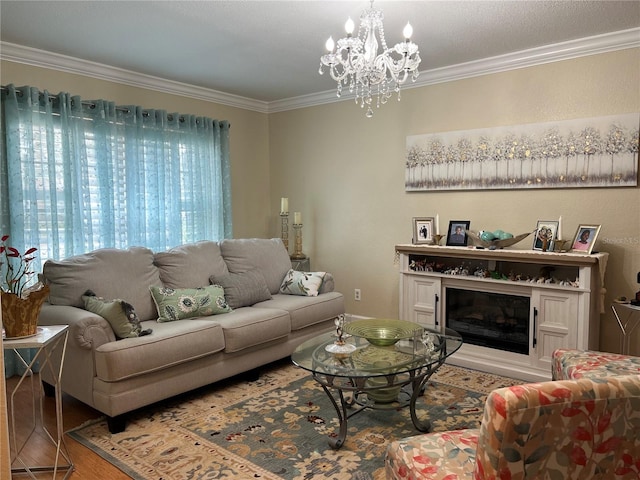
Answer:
[1, 235, 49, 338]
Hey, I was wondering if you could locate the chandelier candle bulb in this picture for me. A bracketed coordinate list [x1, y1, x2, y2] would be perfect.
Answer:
[403, 22, 413, 40]
[325, 37, 335, 52]
[345, 17, 355, 35]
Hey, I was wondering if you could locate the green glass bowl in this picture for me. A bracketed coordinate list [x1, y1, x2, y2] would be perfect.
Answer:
[344, 319, 423, 347]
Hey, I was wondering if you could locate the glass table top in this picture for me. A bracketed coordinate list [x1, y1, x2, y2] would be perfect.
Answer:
[292, 325, 462, 379]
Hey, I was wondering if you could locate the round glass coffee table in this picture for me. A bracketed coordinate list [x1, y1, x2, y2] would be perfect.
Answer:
[291, 322, 462, 449]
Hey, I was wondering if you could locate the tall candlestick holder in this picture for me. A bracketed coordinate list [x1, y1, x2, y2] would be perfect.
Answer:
[433, 234, 444, 246]
[280, 213, 289, 251]
[291, 223, 306, 259]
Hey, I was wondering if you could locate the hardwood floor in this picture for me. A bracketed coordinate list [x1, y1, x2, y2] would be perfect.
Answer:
[5, 373, 131, 479]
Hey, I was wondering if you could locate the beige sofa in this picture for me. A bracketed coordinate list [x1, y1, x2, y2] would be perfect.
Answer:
[38, 238, 344, 432]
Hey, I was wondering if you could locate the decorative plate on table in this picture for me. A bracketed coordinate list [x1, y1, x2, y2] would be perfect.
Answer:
[344, 319, 423, 347]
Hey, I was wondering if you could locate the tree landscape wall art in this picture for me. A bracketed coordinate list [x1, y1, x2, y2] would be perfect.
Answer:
[405, 113, 639, 191]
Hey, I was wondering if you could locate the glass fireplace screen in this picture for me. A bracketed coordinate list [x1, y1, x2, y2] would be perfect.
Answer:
[445, 287, 530, 355]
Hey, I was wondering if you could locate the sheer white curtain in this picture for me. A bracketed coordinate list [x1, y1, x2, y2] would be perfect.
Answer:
[1, 84, 232, 265]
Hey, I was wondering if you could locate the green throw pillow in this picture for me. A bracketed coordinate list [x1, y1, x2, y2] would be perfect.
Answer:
[149, 284, 231, 322]
[82, 293, 151, 339]
[210, 269, 272, 309]
[279, 269, 326, 297]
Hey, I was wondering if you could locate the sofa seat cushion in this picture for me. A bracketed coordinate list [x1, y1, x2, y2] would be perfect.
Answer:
[94, 319, 225, 382]
[253, 292, 345, 330]
[220, 238, 292, 295]
[154, 241, 229, 289]
[552, 348, 640, 380]
[42, 246, 162, 322]
[385, 429, 479, 480]
[214, 307, 291, 353]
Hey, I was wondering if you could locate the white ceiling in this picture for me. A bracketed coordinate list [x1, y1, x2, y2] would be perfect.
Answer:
[1, 1, 639, 104]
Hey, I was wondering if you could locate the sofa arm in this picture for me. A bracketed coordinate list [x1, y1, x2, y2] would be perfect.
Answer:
[39, 303, 117, 350]
[475, 375, 640, 479]
[319, 272, 335, 294]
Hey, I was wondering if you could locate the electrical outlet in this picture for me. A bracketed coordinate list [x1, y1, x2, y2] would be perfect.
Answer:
[354, 289, 361, 301]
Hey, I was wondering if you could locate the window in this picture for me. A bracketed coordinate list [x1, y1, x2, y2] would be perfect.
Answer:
[1, 85, 232, 272]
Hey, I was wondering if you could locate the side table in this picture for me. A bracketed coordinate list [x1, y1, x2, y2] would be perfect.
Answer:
[611, 302, 640, 355]
[291, 257, 310, 272]
[3, 324, 73, 479]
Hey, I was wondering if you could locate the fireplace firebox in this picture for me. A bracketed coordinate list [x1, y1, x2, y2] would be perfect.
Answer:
[445, 287, 530, 355]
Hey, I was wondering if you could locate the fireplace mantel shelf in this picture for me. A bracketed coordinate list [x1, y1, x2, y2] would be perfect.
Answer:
[395, 244, 606, 267]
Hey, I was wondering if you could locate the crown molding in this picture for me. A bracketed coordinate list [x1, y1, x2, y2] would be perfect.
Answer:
[268, 28, 640, 113]
[2, 27, 638, 115]
[0, 42, 270, 113]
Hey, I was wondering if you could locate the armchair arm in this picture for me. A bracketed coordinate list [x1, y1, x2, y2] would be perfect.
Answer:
[39, 303, 117, 350]
[475, 375, 640, 479]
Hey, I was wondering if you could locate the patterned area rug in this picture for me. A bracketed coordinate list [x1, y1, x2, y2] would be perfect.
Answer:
[68, 360, 521, 479]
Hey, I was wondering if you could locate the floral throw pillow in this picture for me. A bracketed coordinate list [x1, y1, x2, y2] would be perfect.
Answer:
[279, 269, 326, 297]
[149, 285, 231, 323]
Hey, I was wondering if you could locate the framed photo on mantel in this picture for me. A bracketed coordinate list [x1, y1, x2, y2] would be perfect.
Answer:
[446, 220, 470, 246]
[532, 220, 559, 252]
[570, 224, 601, 254]
[412, 217, 434, 244]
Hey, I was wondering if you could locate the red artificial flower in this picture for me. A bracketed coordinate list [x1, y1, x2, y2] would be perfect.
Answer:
[0, 235, 39, 298]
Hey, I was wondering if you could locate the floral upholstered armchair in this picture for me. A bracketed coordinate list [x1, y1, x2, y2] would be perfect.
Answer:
[552, 348, 640, 380]
[385, 374, 640, 479]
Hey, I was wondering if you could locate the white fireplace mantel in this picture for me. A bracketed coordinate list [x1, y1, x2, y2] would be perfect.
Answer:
[395, 244, 608, 381]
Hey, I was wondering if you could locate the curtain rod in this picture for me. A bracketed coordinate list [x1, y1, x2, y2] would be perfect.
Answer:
[0, 85, 230, 126]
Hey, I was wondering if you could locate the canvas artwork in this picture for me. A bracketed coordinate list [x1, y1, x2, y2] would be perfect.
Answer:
[405, 113, 639, 191]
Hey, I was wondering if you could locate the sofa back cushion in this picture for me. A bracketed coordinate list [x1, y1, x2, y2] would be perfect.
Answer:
[42, 246, 162, 321]
[220, 238, 292, 295]
[154, 241, 229, 289]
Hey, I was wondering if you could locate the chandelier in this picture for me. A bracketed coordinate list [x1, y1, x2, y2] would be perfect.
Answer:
[319, 1, 421, 117]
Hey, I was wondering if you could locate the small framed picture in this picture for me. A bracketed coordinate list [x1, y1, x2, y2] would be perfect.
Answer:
[446, 220, 470, 246]
[413, 217, 434, 244]
[570, 224, 601, 254]
[532, 220, 559, 251]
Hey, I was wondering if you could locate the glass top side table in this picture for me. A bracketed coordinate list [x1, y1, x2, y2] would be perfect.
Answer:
[3, 324, 74, 479]
[611, 302, 640, 355]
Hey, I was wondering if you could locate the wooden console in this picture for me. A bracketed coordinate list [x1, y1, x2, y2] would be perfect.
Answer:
[395, 244, 608, 381]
